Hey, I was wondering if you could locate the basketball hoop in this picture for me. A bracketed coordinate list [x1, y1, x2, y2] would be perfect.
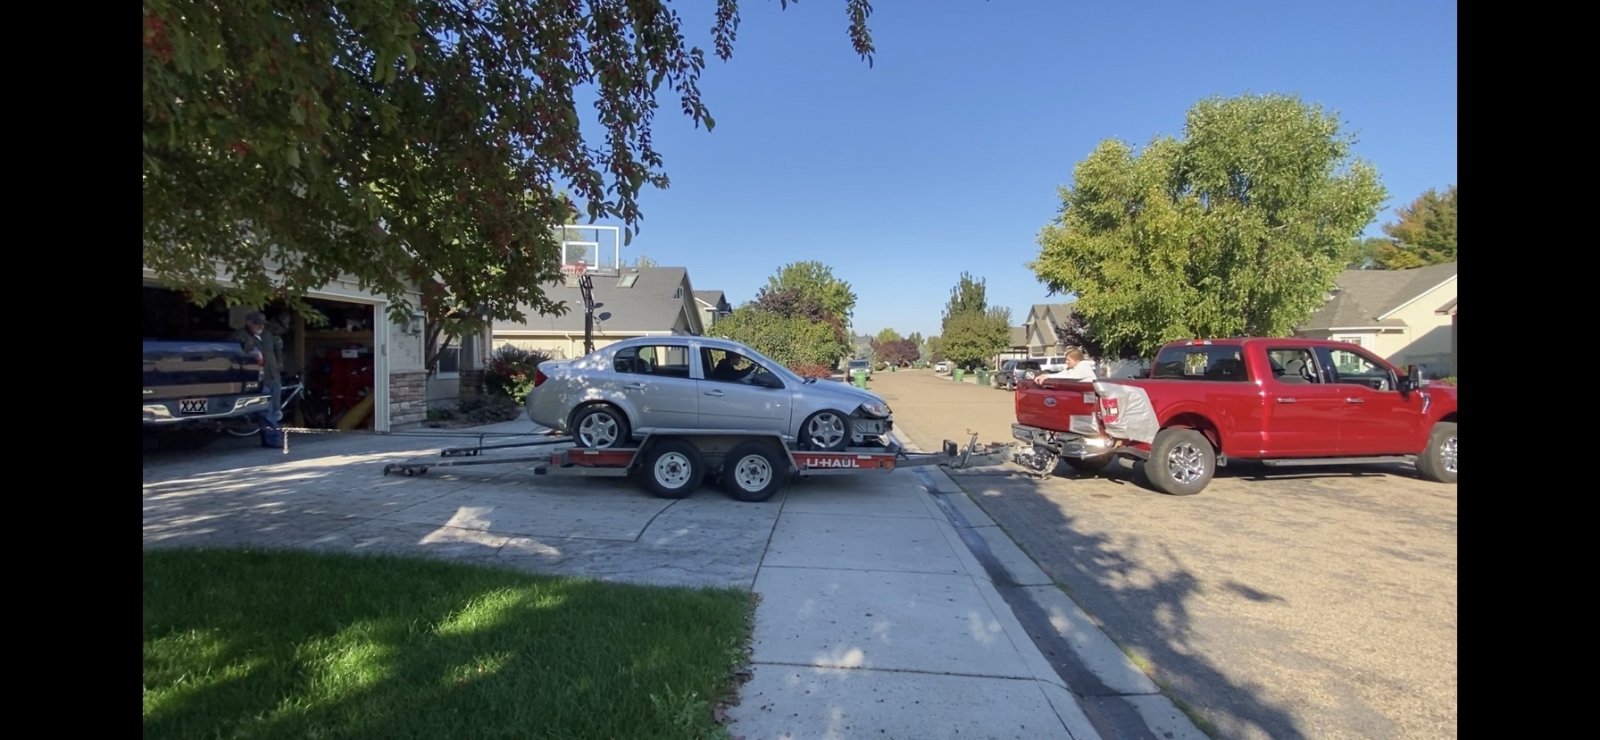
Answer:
[560, 261, 587, 277]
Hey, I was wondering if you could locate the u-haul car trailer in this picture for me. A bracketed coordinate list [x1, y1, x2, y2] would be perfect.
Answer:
[382, 428, 1014, 502]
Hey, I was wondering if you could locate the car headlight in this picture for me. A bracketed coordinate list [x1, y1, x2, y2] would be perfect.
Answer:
[860, 402, 891, 418]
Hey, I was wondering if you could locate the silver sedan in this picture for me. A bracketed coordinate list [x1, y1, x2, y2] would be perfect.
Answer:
[525, 336, 894, 451]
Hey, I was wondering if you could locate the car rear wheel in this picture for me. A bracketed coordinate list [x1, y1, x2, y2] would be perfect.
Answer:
[1140, 428, 1214, 496]
[721, 442, 788, 502]
[800, 410, 852, 452]
[1415, 421, 1457, 484]
[571, 404, 631, 449]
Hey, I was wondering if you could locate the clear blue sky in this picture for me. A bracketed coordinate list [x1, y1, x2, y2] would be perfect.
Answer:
[571, 0, 1456, 339]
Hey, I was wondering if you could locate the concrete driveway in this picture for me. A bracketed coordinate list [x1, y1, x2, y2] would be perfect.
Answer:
[870, 369, 1458, 740]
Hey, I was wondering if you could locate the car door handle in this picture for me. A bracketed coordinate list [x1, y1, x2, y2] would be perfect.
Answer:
[1277, 397, 1296, 404]
[1345, 397, 1364, 404]
[704, 390, 725, 397]
[623, 383, 646, 390]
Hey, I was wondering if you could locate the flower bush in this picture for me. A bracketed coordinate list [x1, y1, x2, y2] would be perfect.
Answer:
[788, 362, 837, 380]
[485, 345, 553, 404]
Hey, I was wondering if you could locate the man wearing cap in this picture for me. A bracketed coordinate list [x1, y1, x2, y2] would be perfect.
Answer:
[234, 311, 285, 447]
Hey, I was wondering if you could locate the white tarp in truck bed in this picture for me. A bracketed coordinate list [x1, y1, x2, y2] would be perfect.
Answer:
[1091, 380, 1159, 443]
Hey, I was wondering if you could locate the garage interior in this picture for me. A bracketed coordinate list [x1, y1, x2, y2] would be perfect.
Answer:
[142, 284, 379, 431]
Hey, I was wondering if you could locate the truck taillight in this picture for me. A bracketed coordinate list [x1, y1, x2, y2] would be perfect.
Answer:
[1099, 397, 1120, 424]
[533, 369, 547, 387]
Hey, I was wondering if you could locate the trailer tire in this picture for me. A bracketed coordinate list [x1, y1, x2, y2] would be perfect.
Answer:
[641, 439, 703, 499]
[721, 442, 788, 503]
[1140, 428, 1214, 496]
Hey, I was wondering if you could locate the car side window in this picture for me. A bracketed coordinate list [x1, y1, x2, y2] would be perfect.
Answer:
[701, 347, 780, 387]
[1266, 348, 1321, 385]
[615, 345, 692, 379]
[1324, 347, 1394, 391]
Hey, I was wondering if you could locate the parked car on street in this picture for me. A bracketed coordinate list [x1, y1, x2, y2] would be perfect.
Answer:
[526, 336, 895, 452]
[1012, 338, 1458, 495]
[847, 358, 873, 379]
[934, 361, 950, 373]
[996, 359, 1043, 390]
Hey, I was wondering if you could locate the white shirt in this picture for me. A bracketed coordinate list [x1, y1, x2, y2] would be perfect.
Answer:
[1044, 359, 1097, 381]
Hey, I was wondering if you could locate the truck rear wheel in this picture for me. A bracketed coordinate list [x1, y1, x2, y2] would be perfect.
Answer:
[1141, 428, 1214, 496]
[1414, 421, 1457, 484]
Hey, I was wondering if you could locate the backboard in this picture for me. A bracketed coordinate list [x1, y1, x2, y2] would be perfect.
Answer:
[555, 224, 622, 279]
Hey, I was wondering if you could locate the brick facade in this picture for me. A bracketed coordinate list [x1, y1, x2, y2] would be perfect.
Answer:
[457, 369, 486, 397]
[389, 371, 428, 428]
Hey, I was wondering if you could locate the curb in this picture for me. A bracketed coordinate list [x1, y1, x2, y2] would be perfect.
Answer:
[895, 431, 1210, 740]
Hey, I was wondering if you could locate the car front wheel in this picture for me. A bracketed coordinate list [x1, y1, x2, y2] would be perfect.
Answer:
[800, 410, 852, 452]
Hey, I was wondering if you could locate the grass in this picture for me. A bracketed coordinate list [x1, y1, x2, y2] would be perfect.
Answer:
[143, 548, 755, 740]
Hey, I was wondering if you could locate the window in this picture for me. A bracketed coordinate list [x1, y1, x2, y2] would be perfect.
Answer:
[1332, 335, 1366, 348]
[436, 345, 460, 376]
[614, 344, 692, 378]
[701, 347, 781, 387]
[1151, 345, 1249, 382]
[1325, 347, 1394, 391]
[1266, 348, 1320, 384]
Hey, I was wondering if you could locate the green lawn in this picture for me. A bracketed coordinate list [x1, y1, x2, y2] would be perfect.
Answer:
[143, 549, 755, 740]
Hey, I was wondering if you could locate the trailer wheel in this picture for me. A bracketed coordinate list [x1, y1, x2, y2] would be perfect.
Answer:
[1140, 428, 1214, 496]
[641, 439, 703, 499]
[721, 442, 787, 503]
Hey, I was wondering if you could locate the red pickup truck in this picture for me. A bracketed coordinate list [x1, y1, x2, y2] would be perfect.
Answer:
[1012, 338, 1458, 496]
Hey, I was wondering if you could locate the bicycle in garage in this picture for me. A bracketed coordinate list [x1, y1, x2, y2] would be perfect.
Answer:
[220, 375, 332, 438]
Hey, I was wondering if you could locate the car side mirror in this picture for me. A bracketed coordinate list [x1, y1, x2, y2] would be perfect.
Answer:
[1398, 364, 1423, 394]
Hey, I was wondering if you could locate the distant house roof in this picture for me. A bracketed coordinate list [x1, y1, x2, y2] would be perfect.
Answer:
[693, 290, 729, 310]
[1010, 326, 1028, 347]
[493, 266, 700, 334]
[1301, 262, 1457, 331]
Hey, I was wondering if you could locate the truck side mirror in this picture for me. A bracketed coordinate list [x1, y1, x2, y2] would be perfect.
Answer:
[1399, 364, 1422, 394]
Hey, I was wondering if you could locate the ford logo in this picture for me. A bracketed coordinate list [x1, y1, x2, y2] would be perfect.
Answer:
[1044, 397, 1057, 407]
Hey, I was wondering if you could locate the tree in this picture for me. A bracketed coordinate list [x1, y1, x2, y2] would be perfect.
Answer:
[1376, 185, 1457, 268]
[925, 336, 945, 363]
[870, 338, 920, 366]
[942, 272, 988, 325]
[907, 331, 923, 348]
[1030, 93, 1386, 359]
[708, 305, 844, 370]
[1343, 236, 1392, 270]
[941, 311, 1008, 370]
[764, 261, 858, 331]
[875, 328, 902, 345]
[630, 254, 660, 269]
[143, 0, 877, 326]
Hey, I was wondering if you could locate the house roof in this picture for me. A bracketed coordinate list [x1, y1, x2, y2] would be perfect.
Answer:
[693, 290, 728, 309]
[493, 266, 697, 334]
[1435, 297, 1456, 314]
[1301, 262, 1457, 331]
[1010, 326, 1028, 347]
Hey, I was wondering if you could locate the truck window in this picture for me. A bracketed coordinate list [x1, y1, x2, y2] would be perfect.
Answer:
[1151, 346, 1248, 381]
[1267, 348, 1322, 384]
[1323, 347, 1395, 391]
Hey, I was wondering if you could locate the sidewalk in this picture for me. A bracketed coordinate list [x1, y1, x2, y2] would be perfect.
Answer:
[725, 453, 1099, 739]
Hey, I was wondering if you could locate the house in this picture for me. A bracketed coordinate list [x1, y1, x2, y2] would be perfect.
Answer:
[1022, 303, 1076, 357]
[694, 290, 733, 330]
[491, 265, 706, 359]
[991, 326, 1030, 367]
[143, 265, 431, 432]
[1296, 262, 1457, 375]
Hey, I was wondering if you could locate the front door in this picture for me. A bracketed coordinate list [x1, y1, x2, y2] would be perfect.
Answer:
[610, 342, 700, 431]
[695, 345, 792, 435]
[1317, 346, 1425, 455]
[1261, 347, 1346, 457]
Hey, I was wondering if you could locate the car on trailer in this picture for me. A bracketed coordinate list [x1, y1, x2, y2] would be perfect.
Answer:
[524, 335, 895, 453]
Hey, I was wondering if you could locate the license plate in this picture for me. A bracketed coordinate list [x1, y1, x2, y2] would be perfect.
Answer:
[178, 398, 209, 414]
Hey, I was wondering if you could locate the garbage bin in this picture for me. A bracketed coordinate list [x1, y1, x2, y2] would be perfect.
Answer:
[953, 368, 965, 383]
[890, 365, 897, 373]
[852, 370, 867, 388]
[977, 369, 989, 386]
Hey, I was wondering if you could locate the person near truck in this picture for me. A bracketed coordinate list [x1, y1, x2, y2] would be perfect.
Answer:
[1043, 347, 1098, 381]
[235, 311, 285, 448]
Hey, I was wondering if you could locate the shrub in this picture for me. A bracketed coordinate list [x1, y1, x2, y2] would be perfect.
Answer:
[455, 393, 520, 423]
[485, 345, 552, 404]
[1433, 376, 1456, 387]
[788, 362, 836, 380]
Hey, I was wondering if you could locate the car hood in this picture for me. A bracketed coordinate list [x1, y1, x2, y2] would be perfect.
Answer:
[806, 379, 889, 408]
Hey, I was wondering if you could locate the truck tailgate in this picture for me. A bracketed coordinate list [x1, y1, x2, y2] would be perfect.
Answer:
[143, 341, 262, 401]
[1015, 378, 1100, 434]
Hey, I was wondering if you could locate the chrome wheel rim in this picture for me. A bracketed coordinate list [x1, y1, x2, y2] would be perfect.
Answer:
[733, 454, 772, 490]
[1167, 442, 1207, 484]
[807, 414, 845, 448]
[578, 412, 619, 447]
[653, 452, 692, 489]
[1441, 434, 1457, 474]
